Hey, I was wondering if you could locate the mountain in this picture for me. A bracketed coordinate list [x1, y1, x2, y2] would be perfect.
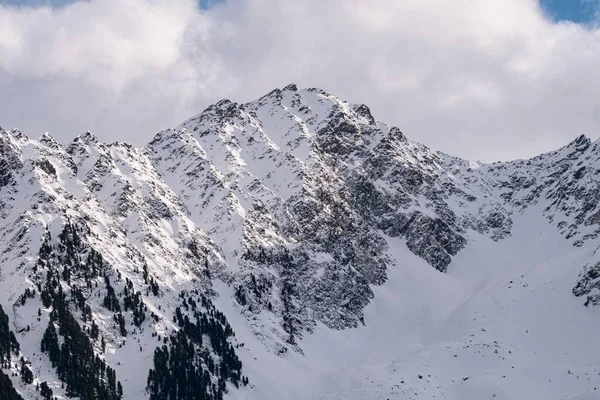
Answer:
[0, 84, 600, 400]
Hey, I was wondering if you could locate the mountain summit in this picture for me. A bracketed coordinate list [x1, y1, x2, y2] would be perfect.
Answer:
[1, 86, 600, 400]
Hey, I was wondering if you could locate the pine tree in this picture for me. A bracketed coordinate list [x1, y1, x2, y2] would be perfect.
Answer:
[147, 294, 245, 400]
[37, 222, 124, 400]
[0, 370, 25, 400]
[40, 382, 53, 400]
[20, 357, 34, 384]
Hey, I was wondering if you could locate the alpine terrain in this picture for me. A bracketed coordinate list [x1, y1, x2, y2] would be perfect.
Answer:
[1, 84, 600, 400]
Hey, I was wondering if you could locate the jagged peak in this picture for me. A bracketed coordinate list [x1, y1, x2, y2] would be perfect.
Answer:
[216, 98, 233, 106]
[283, 83, 298, 92]
[252, 87, 285, 107]
[263, 88, 282, 97]
[305, 87, 328, 95]
[388, 126, 407, 143]
[3, 83, 600, 400]
[194, 98, 243, 121]
[174, 86, 599, 176]
[108, 140, 135, 150]
[38, 132, 60, 150]
[149, 129, 170, 144]
[148, 128, 188, 148]
[526, 134, 592, 164]
[352, 104, 376, 125]
[71, 131, 99, 146]
[1, 128, 27, 142]
[568, 134, 591, 147]
[551, 134, 591, 154]
[81, 131, 99, 144]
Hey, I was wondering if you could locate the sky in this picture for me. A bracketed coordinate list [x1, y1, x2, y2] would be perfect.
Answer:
[541, 0, 600, 24]
[0, 0, 599, 162]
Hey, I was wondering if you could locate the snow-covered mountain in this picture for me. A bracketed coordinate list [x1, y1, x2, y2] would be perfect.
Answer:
[1, 84, 600, 400]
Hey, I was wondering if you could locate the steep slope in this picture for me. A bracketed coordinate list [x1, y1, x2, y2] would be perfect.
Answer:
[0, 129, 244, 399]
[0, 85, 599, 400]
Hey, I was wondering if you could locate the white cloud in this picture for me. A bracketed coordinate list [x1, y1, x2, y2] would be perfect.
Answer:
[0, 0, 599, 161]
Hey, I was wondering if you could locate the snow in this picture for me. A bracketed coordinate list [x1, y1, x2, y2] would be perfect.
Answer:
[1, 85, 600, 400]
[212, 208, 600, 400]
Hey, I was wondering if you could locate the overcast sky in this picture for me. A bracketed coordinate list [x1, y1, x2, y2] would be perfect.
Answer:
[0, 0, 599, 162]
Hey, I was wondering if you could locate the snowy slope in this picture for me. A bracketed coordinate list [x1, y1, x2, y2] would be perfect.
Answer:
[0, 85, 599, 400]
[214, 207, 600, 400]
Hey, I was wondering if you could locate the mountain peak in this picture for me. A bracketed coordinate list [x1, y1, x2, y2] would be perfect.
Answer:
[1, 128, 27, 141]
[215, 98, 236, 109]
[2, 87, 600, 400]
[283, 83, 298, 92]
[570, 134, 591, 147]
[38, 132, 60, 149]
[73, 131, 99, 145]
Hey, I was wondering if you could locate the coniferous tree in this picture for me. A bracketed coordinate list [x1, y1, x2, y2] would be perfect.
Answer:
[0, 370, 25, 400]
[20, 357, 34, 384]
[0, 304, 20, 364]
[103, 276, 121, 312]
[147, 293, 245, 400]
[37, 222, 124, 400]
[40, 381, 53, 400]
[0, 304, 24, 399]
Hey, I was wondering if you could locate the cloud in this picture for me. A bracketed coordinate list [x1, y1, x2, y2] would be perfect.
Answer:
[0, 0, 599, 161]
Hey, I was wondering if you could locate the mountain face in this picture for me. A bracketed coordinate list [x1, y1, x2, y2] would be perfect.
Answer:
[1, 85, 600, 400]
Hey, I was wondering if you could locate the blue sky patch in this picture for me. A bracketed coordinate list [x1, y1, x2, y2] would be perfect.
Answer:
[541, 0, 599, 24]
[199, 0, 224, 10]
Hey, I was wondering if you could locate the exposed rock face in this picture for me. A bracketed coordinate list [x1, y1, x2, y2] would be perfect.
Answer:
[1, 85, 600, 399]
[573, 247, 600, 306]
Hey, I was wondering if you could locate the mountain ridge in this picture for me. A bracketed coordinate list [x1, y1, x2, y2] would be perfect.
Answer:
[0, 84, 599, 400]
